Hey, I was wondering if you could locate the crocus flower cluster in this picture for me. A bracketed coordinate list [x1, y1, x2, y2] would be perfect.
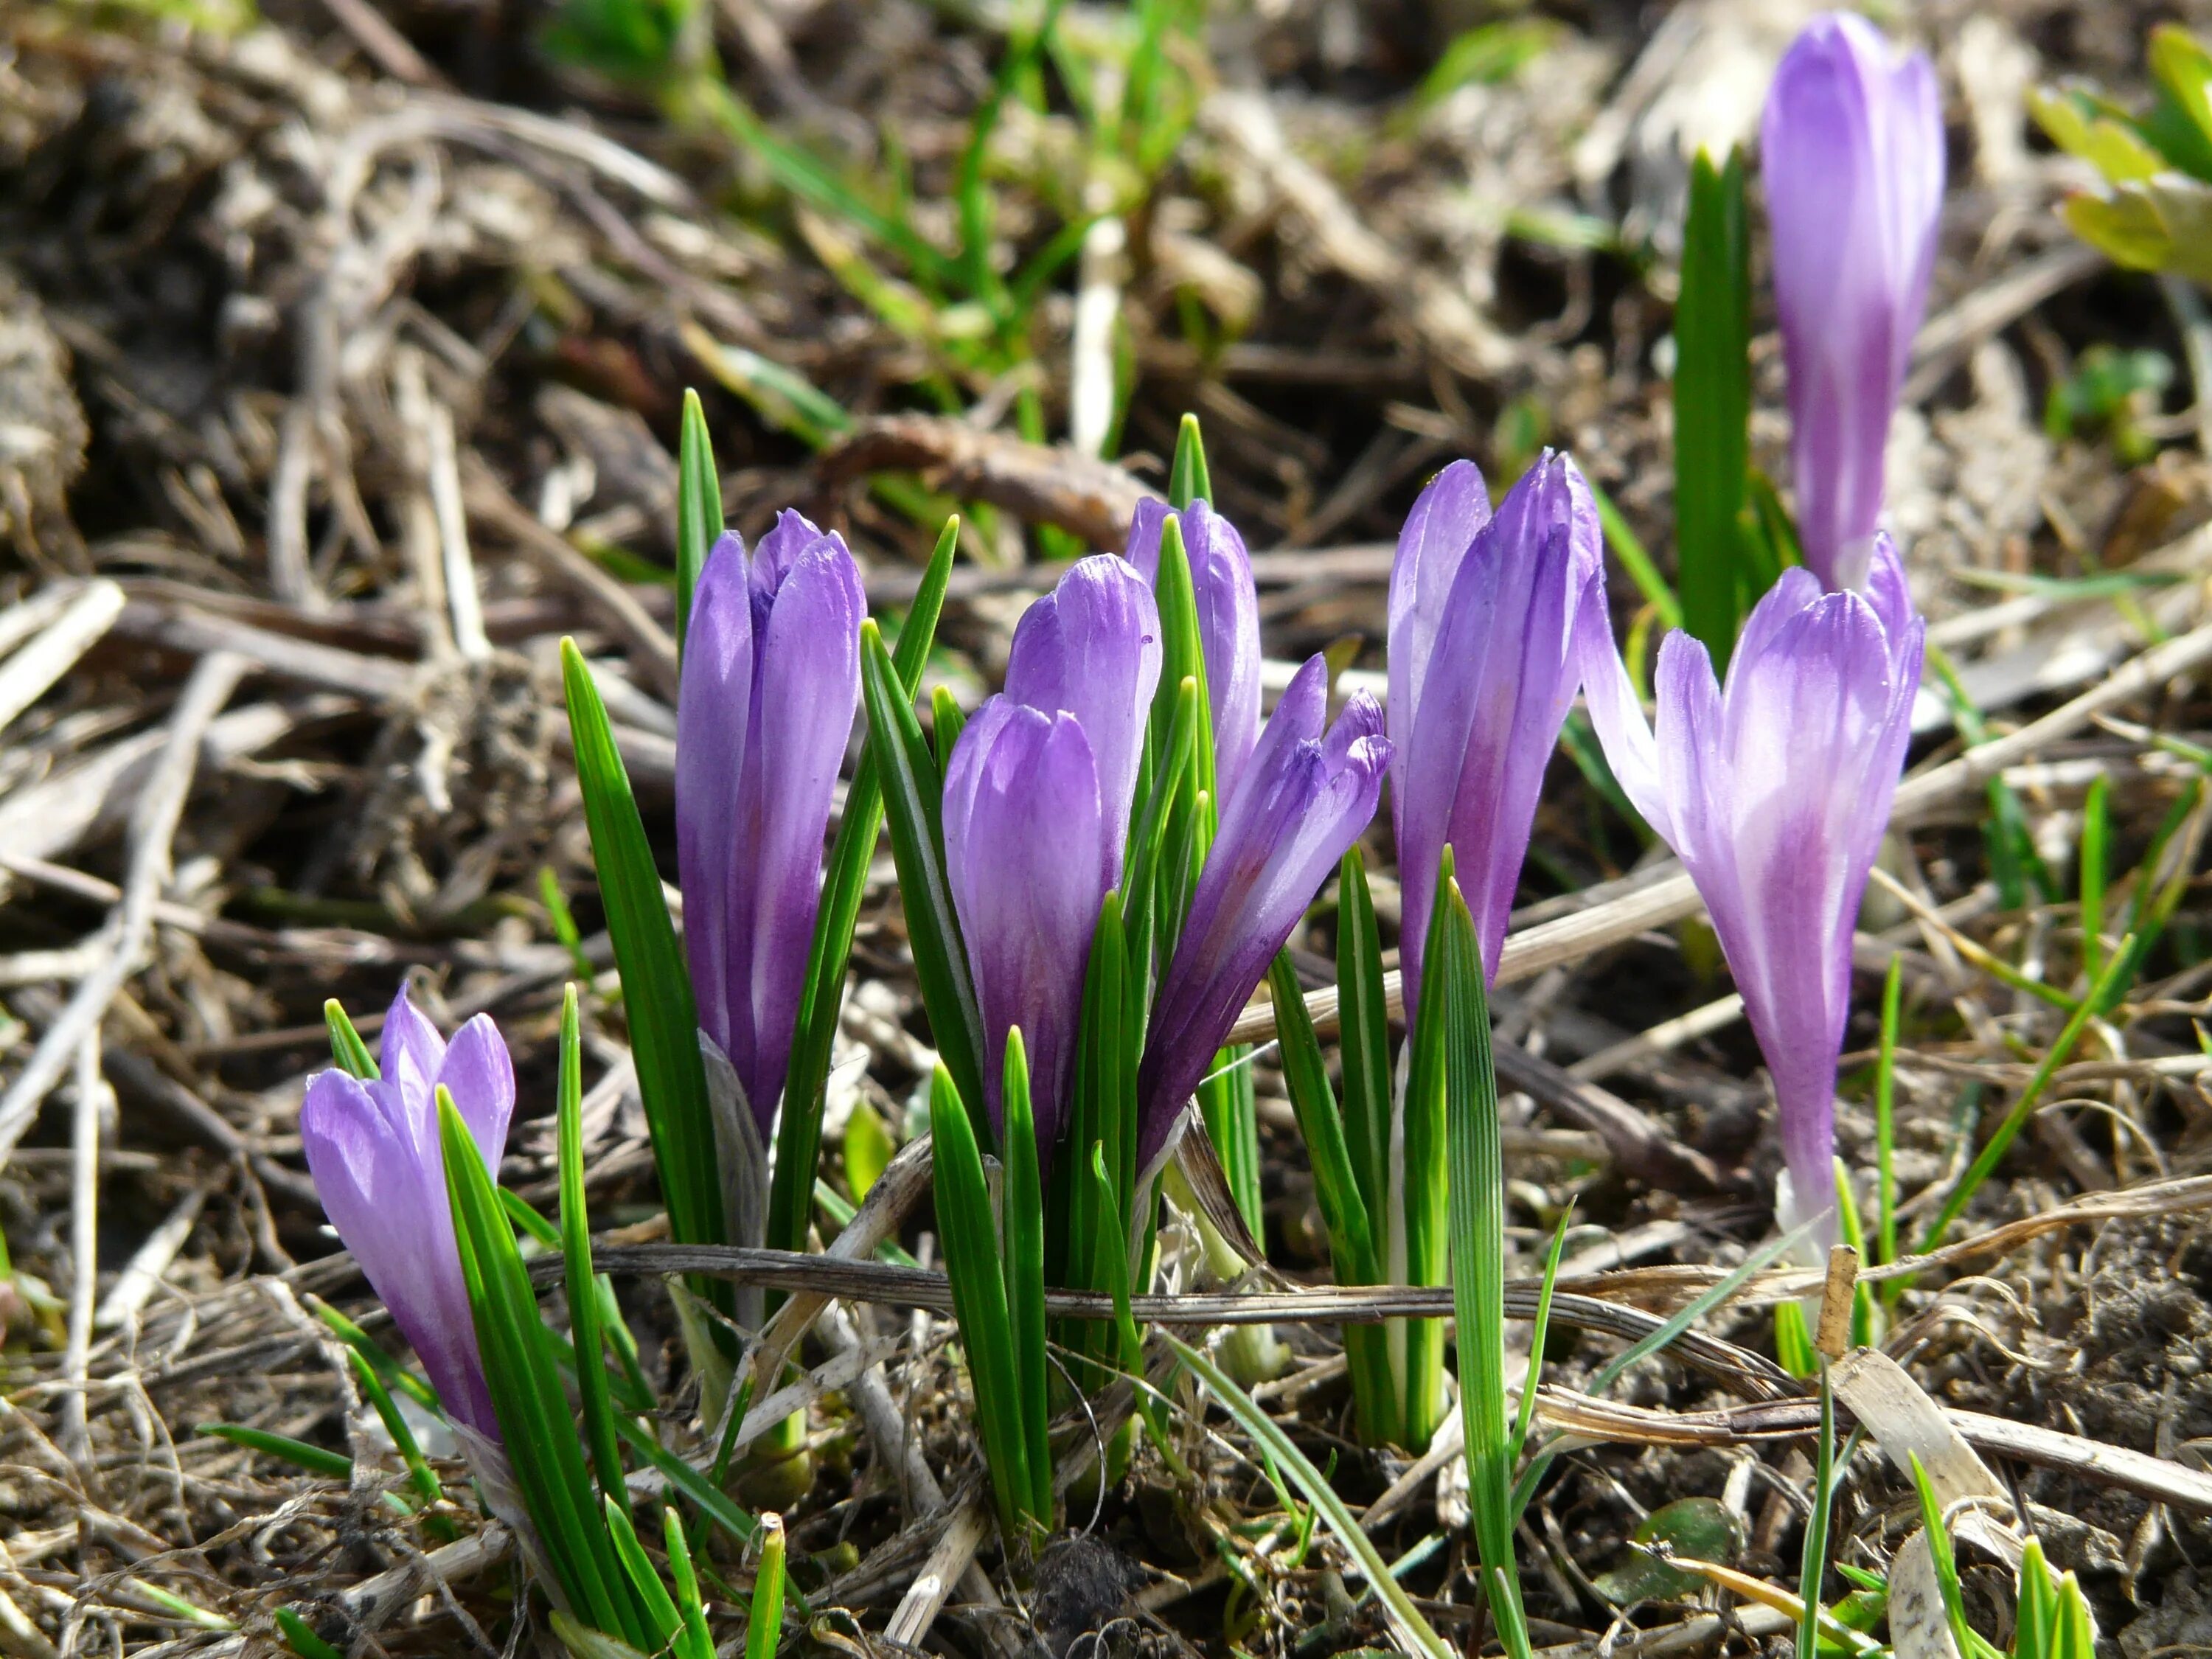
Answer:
[1389, 452, 1607, 1002]
[1585, 534, 1924, 1233]
[1764, 12, 1944, 589]
[300, 987, 515, 1440]
[675, 510, 866, 1135]
[944, 557, 1161, 1157]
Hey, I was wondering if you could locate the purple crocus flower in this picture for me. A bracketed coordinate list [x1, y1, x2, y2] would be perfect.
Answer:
[1763, 12, 1944, 588]
[1582, 533, 1924, 1234]
[945, 557, 1161, 1155]
[301, 987, 516, 1439]
[1137, 655, 1392, 1166]
[676, 510, 866, 1135]
[1389, 452, 1607, 1005]
[1125, 498, 1262, 801]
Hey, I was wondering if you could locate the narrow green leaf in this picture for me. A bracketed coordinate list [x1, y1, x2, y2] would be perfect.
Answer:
[604, 1498, 683, 1655]
[1335, 847, 1393, 1231]
[1874, 956, 1903, 1267]
[773, 515, 956, 1259]
[1674, 145, 1753, 661]
[347, 1351, 444, 1509]
[1265, 953, 1377, 1284]
[2080, 772, 2110, 981]
[930, 684, 967, 779]
[1162, 1333, 1454, 1659]
[540, 867, 595, 984]
[613, 1413, 758, 1549]
[747, 1514, 787, 1659]
[275, 1609, 346, 1659]
[195, 1425, 351, 1481]
[675, 390, 724, 656]
[442, 1092, 642, 1644]
[928, 1065, 1035, 1539]
[860, 624, 989, 1124]
[561, 985, 627, 1509]
[1001, 1029, 1052, 1523]
[310, 1298, 438, 1411]
[561, 640, 728, 1326]
[1396, 847, 1461, 1450]
[1439, 875, 1530, 1659]
[1799, 1364, 1837, 1659]
[1148, 515, 1216, 800]
[1910, 1454, 1982, 1659]
[325, 998, 378, 1080]
[1514, 1205, 1574, 1454]
[1588, 480, 1682, 630]
[661, 1510, 714, 1659]
[2016, 1540, 2057, 1659]
[1169, 413, 1212, 509]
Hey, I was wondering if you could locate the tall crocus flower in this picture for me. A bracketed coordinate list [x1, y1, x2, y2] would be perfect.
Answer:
[1389, 452, 1607, 1004]
[1125, 498, 1262, 801]
[1583, 533, 1924, 1233]
[301, 987, 516, 1439]
[676, 510, 866, 1136]
[1763, 12, 1944, 588]
[945, 557, 1161, 1155]
[1137, 655, 1392, 1166]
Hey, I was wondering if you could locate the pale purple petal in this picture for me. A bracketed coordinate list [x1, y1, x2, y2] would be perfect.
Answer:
[943, 699, 1111, 1156]
[731, 537, 864, 1132]
[1391, 453, 1604, 1000]
[675, 533, 754, 1061]
[1387, 459, 1492, 745]
[377, 989, 445, 1155]
[437, 1015, 516, 1178]
[1137, 659, 1391, 1165]
[1125, 499, 1262, 799]
[1004, 556, 1161, 875]
[1763, 13, 1944, 586]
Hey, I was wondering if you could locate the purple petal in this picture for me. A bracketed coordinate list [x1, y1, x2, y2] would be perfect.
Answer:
[1138, 659, 1391, 1166]
[1391, 453, 1603, 998]
[302, 1062, 497, 1439]
[943, 699, 1110, 1156]
[1125, 499, 1262, 800]
[1387, 459, 1492, 751]
[675, 532, 754, 1060]
[437, 1015, 517, 1174]
[1004, 556, 1162, 876]
[731, 535, 864, 1131]
[1762, 13, 1944, 585]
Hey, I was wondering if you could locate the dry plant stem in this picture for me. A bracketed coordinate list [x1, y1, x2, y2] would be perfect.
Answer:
[882, 1493, 991, 1649]
[0, 653, 247, 1166]
[0, 581, 122, 740]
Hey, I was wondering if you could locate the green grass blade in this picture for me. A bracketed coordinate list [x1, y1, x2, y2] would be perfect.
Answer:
[1798, 1366, 1836, 1659]
[1396, 847, 1460, 1450]
[661, 1510, 714, 1659]
[1874, 957, 1903, 1267]
[773, 516, 956, 1258]
[1266, 951, 1378, 1285]
[1910, 1454, 1983, 1659]
[561, 640, 728, 1315]
[560, 985, 627, 1510]
[930, 684, 967, 779]
[611, 1415, 758, 1549]
[1916, 937, 2136, 1255]
[1161, 1332, 1454, 1659]
[603, 1498, 682, 1655]
[860, 624, 989, 1125]
[1674, 146, 1752, 661]
[324, 998, 378, 1080]
[1335, 846, 1393, 1232]
[275, 1609, 346, 1659]
[195, 1425, 352, 1481]
[1438, 875, 1530, 1659]
[1001, 1029, 1052, 1523]
[347, 1351, 443, 1509]
[441, 1091, 640, 1644]
[675, 389, 723, 656]
[1514, 1205, 1574, 1453]
[2079, 773, 2110, 982]
[1587, 481, 1681, 630]
[2016, 1540, 2056, 1659]
[310, 1298, 439, 1412]
[1148, 515, 1216, 802]
[746, 1514, 787, 1659]
[928, 1065, 1035, 1539]
[1169, 413, 1212, 508]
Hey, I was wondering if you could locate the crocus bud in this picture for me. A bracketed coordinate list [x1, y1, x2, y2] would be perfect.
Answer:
[1583, 534, 1924, 1234]
[1763, 13, 1944, 588]
[945, 558, 1161, 1156]
[1137, 655, 1392, 1166]
[676, 510, 865, 1135]
[1389, 453, 1607, 1005]
[1125, 498, 1262, 801]
[300, 987, 516, 1439]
